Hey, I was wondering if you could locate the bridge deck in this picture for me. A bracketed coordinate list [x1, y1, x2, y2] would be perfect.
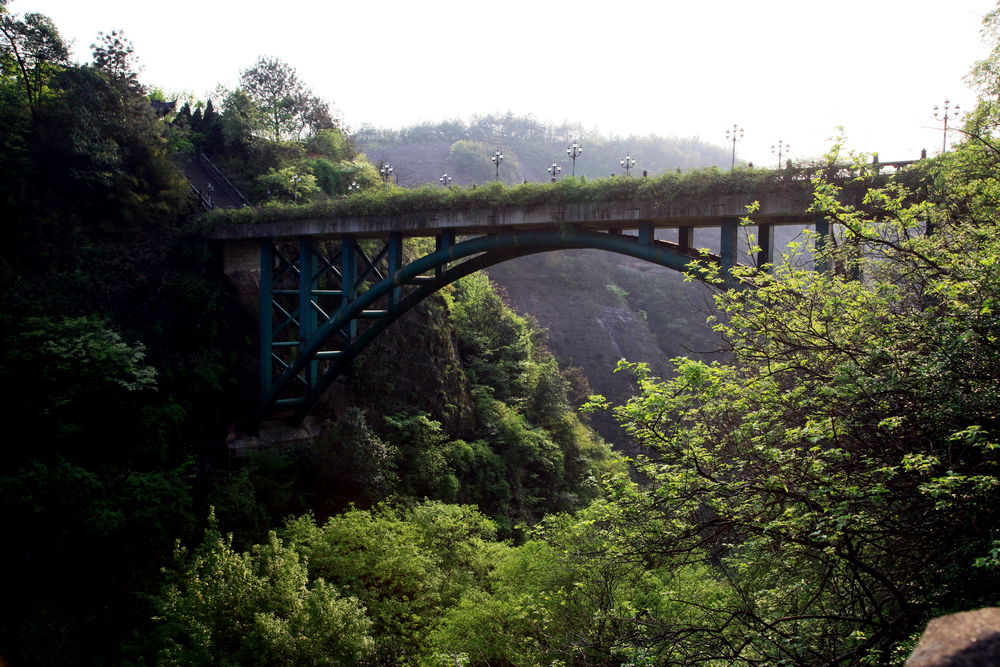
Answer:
[208, 188, 851, 242]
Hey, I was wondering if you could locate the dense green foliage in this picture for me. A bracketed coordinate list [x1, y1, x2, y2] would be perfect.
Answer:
[156, 511, 375, 666]
[176, 13, 1000, 665]
[0, 4, 623, 663]
[8, 0, 1000, 664]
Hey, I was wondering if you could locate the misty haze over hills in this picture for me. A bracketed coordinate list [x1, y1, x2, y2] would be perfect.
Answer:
[354, 112, 738, 186]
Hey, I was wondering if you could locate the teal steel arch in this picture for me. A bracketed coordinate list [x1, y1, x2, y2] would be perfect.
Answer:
[250, 225, 743, 429]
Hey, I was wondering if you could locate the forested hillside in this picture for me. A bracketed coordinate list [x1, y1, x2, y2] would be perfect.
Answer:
[354, 113, 736, 187]
[485, 250, 721, 451]
[6, 0, 1000, 664]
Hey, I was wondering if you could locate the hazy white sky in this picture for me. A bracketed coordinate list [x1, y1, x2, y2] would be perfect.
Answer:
[11, 0, 998, 167]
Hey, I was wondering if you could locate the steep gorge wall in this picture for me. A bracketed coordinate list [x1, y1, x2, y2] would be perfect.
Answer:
[487, 253, 674, 453]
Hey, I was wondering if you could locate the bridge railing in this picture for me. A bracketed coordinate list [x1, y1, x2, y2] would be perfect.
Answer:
[198, 152, 251, 207]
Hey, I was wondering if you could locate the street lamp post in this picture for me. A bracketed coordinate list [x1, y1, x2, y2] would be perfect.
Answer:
[566, 140, 583, 176]
[620, 153, 636, 177]
[290, 174, 300, 204]
[347, 181, 359, 194]
[726, 124, 744, 170]
[380, 163, 394, 188]
[439, 173, 452, 187]
[933, 99, 961, 153]
[771, 140, 790, 169]
[548, 162, 562, 182]
[491, 149, 504, 181]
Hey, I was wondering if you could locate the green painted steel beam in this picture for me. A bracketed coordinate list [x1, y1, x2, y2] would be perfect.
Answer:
[638, 221, 654, 246]
[757, 222, 774, 270]
[815, 217, 830, 273]
[341, 234, 358, 342]
[678, 226, 693, 252]
[387, 232, 402, 308]
[720, 217, 739, 272]
[259, 240, 274, 399]
[299, 236, 317, 387]
[435, 229, 456, 279]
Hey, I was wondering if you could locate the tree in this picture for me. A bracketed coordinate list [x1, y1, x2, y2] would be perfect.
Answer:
[0, 8, 69, 114]
[255, 164, 319, 203]
[0, 314, 157, 461]
[90, 30, 142, 93]
[282, 502, 507, 665]
[566, 135, 1000, 663]
[426, 506, 731, 666]
[219, 88, 264, 158]
[239, 56, 335, 142]
[156, 515, 374, 666]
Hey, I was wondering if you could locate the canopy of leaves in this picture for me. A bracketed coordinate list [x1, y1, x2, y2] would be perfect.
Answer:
[556, 140, 1000, 663]
[156, 514, 374, 666]
[238, 56, 336, 142]
[0, 7, 69, 112]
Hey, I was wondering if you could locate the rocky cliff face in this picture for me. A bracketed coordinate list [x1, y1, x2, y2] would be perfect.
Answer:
[487, 253, 674, 454]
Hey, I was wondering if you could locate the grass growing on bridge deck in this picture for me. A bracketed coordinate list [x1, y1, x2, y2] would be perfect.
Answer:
[205, 163, 920, 227]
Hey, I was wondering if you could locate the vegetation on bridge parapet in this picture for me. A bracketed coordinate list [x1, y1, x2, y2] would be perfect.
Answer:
[206, 160, 924, 227]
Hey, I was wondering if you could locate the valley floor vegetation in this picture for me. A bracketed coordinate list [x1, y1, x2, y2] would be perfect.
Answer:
[5, 0, 1000, 664]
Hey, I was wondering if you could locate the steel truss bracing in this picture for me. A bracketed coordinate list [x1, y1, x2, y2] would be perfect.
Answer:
[257, 233, 403, 415]
[250, 221, 821, 429]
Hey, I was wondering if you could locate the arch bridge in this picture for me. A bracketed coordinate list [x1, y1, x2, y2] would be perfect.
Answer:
[209, 187, 851, 429]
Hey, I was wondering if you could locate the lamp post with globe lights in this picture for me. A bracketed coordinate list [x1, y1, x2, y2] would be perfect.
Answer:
[933, 100, 961, 153]
[380, 163, 393, 189]
[439, 173, 452, 188]
[548, 162, 562, 182]
[771, 140, 790, 169]
[726, 124, 744, 171]
[566, 140, 583, 176]
[620, 153, 636, 177]
[491, 148, 504, 181]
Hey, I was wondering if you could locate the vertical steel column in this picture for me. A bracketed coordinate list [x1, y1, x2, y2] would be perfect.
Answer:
[757, 222, 774, 270]
[720, 217, 739, 272]
[815, 217, 830, 273]
[387, 232, 403, 309]
[298, 236, 317, 387]
[678, 226, 694, 253]
[638, 221, 654, 246]
[259, 239, 274, 399]
[435, 229, 456, 279]
[341, 235, 358, 341]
